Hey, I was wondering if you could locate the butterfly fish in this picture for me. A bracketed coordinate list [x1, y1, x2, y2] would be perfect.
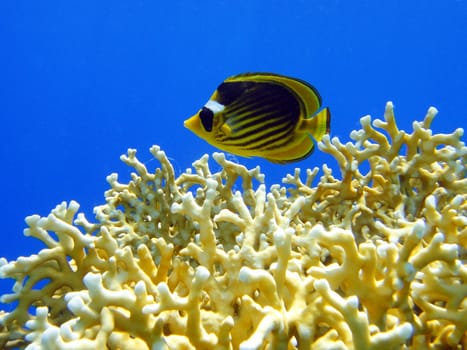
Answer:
[184, 72, 331, 164]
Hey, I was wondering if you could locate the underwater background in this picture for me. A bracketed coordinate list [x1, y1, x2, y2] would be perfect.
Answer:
[0, 1, 465, 300]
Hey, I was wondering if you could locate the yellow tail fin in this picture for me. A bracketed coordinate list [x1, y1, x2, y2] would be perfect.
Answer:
[300, 107, 331, 141]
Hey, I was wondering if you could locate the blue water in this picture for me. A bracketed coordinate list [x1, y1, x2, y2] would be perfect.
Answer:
[0, 1, 465, 302]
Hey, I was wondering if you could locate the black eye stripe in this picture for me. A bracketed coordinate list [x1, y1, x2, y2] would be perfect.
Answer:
[199, 107, 214, 132]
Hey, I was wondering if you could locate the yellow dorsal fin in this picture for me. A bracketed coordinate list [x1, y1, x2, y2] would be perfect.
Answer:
[226, 73, 322, 115]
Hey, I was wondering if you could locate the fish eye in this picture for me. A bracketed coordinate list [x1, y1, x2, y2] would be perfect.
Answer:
[199, 107, 214, 132]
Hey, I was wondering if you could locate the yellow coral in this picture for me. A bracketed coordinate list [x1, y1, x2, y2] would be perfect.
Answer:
[0, 102, 466, 349]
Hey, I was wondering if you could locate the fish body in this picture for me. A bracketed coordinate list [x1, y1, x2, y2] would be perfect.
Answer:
[184, 72, 330, 163]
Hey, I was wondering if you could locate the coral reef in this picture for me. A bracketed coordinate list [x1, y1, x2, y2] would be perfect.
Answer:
[0, 102, 466, 349]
